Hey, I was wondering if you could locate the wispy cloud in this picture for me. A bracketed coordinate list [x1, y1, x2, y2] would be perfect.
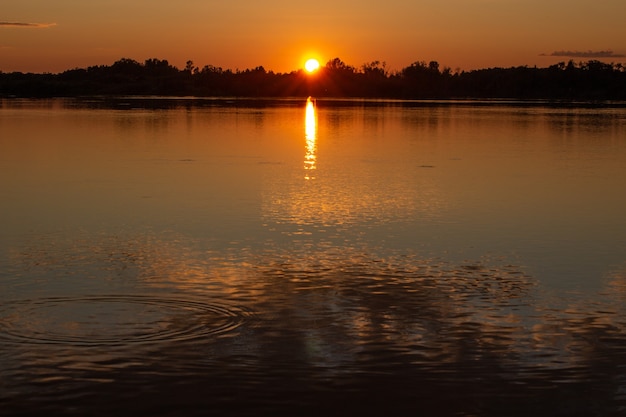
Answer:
[540, 50, 625, 58]
[0, 21, 57, 28]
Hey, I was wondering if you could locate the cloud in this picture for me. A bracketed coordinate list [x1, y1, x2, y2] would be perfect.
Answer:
[540, 50, 626, 58]
[0, 21, 57, 28]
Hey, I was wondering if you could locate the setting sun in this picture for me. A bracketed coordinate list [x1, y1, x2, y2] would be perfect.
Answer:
[304, 58, 320, 73]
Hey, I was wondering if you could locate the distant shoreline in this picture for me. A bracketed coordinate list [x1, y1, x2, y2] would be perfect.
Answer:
[4, 97, 626, 112]
[2, 57, 626, 100]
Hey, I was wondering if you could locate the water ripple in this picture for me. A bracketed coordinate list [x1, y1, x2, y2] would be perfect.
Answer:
[0, 295, 250, 346]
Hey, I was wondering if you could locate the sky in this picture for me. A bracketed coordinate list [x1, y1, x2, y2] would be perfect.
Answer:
[2, 0, 626, 74]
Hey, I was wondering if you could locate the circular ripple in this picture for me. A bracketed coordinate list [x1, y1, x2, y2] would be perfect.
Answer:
[0, 295, 249, 346]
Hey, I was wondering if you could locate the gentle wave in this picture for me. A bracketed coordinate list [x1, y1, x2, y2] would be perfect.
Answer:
[0, 295, 250, 346]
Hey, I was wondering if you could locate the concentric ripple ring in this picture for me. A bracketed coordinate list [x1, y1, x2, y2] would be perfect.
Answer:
[0, 295, 250, 346]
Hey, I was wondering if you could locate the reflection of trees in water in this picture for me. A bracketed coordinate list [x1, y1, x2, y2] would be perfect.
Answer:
[5, 234, 626, 415]
[251, 252, 535, 359]
[240, 251, 626, 415]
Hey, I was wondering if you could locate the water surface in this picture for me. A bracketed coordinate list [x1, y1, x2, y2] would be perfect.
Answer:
[1, 98, 626, 416]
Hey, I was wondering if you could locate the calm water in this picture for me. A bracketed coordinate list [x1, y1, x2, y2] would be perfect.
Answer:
[1, 98, 626, 416]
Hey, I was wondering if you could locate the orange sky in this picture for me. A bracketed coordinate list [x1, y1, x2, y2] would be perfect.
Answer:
[2, 0, 626, 74]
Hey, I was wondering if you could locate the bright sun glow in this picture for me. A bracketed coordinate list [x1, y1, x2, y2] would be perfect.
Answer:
[304, 58, 320, 73]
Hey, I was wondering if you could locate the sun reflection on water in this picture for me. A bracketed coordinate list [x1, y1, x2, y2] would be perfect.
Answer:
[304, 97, 317, 180]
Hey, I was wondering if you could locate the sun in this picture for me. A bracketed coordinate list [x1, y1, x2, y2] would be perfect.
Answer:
[304, 58, 320, 73]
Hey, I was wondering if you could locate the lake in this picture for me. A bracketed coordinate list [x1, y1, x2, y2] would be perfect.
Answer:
[1, 97, 625, 416]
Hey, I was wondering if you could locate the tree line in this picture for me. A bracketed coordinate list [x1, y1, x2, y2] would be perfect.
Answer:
[1, 57, 626, 100]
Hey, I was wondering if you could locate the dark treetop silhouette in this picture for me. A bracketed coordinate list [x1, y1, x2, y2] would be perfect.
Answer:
[1, 57, 626, 99]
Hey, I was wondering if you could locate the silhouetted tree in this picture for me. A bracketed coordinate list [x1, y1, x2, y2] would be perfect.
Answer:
[2, 57, 626, 99]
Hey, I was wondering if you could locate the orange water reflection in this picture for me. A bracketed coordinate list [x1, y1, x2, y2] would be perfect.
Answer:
[304, 97, 317, 180]
[260, 99, 447, 233]
[3, 100, 626, 415]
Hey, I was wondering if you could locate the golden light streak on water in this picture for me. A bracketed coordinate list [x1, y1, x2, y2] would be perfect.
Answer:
[304, 97, 317, 180]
